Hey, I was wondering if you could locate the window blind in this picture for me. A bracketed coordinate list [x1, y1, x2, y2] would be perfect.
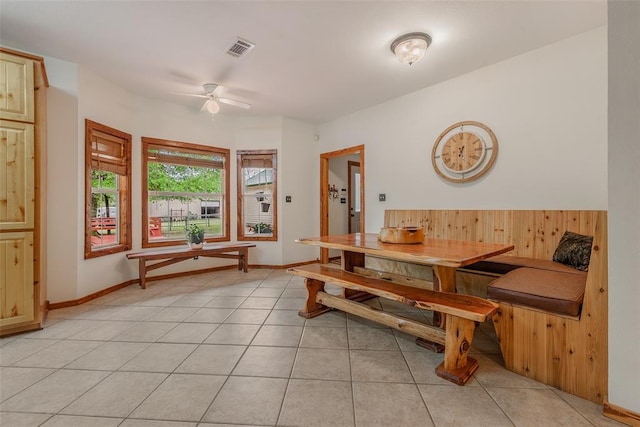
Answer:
[91, 130, 128, 175]
[240, 154, 274, 168]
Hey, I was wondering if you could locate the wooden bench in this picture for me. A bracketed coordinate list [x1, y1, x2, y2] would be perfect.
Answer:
[288, 263, 498, 386]
[93, 217, 164, 237]
[127, 242, 256, 289]
[384, 209, 608, 403]
[149, 217, 162, 237]
[91, 217, 116, 231]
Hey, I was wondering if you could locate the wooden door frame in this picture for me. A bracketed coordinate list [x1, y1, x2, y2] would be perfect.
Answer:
[320, 145, 365, 264]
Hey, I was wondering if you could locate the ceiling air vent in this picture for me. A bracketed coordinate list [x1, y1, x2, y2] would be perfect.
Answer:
[226, 38, 255, 58]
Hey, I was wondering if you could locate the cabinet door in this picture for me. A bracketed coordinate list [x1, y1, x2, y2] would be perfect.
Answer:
[0, 231, 35, 328]
[0, 53, 34, 123]
[0, 121, 34, 230]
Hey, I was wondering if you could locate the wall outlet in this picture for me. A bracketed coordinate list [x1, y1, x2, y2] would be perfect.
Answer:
[379, 193, 386, 202]
[285, 196, 292, 203]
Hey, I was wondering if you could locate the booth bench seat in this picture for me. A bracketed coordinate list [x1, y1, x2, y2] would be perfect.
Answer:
[487, 267, 586, 317]
[384, 209, 608, 404]
[463, 255, 587, 317]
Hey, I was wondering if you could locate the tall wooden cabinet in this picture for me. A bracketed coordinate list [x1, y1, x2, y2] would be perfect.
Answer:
[0, 48, 48, 336]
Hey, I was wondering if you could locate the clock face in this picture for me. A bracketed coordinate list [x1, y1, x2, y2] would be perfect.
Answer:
[441, 132, 486, 174]
[432, 121, 498, 183]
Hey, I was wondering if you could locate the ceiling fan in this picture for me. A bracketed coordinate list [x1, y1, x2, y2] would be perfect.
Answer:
[177, 83, 251, 116]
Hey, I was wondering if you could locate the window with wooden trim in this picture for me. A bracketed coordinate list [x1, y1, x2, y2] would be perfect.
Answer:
[237, 150, 277, 241]
[142, 137, 230, 248]
[84, 119, 132, 258]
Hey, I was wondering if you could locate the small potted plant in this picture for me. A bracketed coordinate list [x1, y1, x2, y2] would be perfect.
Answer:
[185, 223, 205, 249]
[254, 222, 273, 234]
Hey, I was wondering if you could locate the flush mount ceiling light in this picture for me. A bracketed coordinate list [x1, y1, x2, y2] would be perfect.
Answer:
[390, 32, 432, 66]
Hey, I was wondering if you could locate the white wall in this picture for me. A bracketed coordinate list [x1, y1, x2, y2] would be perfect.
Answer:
[281, 118, 320, 264]
[318, 27, 608, 232]
[11, 15, 637, 415]
[27, 27, 613, 315]
[39, 58, 319, 302]
[607, 0, 640, 413]
[44, 56, 80, 303]
[133, 95, 235, 262]
[126, 95, 237, 282]
[75, 67, 137, 298]
[232, 116, 284, 266]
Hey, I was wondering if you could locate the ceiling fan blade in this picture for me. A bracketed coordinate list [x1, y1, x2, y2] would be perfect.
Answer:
[200, 100, 210, 112]
[218, 97, 251, 109]
[172, 92, 208, 99]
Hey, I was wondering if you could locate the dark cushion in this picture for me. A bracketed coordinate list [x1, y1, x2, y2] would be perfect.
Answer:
[552, 231, 593, 271]
[463, 255, 584, 275]
[487, 268, 587, 317]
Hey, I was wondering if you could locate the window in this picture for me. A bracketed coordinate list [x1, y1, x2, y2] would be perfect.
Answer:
[142, 137, 230, 248]
[237, 150, 277, 241]
[84, 119, 132, 258]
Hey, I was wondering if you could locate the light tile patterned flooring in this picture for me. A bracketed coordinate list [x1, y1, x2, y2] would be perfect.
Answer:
[0, 269, 623, 427]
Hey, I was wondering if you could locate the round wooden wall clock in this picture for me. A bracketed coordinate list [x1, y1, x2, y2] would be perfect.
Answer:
[431, 120, 498, 183]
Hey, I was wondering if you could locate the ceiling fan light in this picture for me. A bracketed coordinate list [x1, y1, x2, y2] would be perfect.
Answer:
[391, 32, 432, 66]
[206, 99, 220, 114]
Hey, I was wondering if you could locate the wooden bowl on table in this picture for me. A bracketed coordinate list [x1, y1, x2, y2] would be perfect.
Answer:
[378, 227, 425, 244]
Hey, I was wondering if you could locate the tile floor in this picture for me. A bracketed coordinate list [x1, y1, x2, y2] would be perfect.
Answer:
[0, 268, 623, 427]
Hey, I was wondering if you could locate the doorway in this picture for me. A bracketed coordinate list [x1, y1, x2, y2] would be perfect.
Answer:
[348, 161, 361, 233]
[320, 145, 365, 264]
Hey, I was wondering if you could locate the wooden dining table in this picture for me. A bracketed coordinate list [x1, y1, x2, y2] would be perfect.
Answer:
[298, 233, 514, 291]
[296, 233, 514, 333]
[290, 233, 514, 383]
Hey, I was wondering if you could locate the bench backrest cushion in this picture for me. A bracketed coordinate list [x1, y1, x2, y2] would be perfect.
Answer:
[552, 231, 594, 271]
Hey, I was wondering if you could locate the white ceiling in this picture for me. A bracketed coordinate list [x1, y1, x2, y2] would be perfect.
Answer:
[0, 1, 606, 124]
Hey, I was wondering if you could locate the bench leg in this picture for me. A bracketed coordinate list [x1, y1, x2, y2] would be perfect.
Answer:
[298, 278, 331, 319]
[240, 249, 249, 272]
[435, 314, 479, 385]
[138, 259, 147, 289]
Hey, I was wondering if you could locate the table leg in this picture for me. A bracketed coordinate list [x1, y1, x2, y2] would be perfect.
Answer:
[138, 259, 147, 289]
[432, 265, 457, 328]
[342, 250, 365, 272]
[433, 265, 456, 292]
[342, 250, 370, 299]
[416, 265, 457, 350]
